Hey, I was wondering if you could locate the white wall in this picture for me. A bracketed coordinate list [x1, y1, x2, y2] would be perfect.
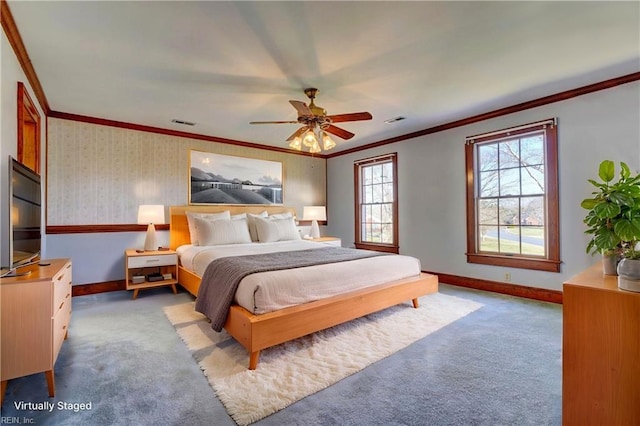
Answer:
[326, 82, 640, 291]
[1, 28, 48, 268]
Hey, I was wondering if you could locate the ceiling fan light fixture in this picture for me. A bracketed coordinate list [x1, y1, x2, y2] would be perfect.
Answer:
[309, 139, 322, 154]
[289, 136, 302, 151]
[302, 129, 318, 147]
[250, 88, 373, 153]
[322, 132, 336, 150]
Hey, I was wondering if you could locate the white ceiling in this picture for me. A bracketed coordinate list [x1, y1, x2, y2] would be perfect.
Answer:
[7, 1, 640, 154]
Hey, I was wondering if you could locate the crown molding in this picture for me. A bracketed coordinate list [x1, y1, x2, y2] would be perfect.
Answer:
[1, 0, 50, 115]
[326, 71, 640, 158]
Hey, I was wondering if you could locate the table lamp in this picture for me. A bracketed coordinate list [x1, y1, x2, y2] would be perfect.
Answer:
[303, 206, 326, 239]
[137, 205, 165, 251]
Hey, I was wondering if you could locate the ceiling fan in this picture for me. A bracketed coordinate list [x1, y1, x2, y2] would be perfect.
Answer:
[250, 88, 372, 153]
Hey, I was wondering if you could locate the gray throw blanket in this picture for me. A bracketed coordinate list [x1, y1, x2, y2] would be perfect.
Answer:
[195, 247, 386, 331]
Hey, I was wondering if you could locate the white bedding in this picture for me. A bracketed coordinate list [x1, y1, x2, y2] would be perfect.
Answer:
[177, 241, 422, 314]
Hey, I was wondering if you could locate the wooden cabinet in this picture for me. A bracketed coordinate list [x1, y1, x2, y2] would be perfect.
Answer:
[0, 259, 72, 404]
[125, 249, 178, 299]
[563, 263, 640, 425]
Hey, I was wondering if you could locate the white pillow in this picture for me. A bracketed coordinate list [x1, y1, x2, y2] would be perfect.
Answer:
[254, 216, 301, 243]
[186, 210, 230, 245]
[246, 211, 268, 242]
[193, 217, 251, 246]
[231, 213, 247, 220]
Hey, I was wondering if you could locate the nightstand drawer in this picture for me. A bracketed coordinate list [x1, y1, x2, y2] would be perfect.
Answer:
[128, 254, 177, 268]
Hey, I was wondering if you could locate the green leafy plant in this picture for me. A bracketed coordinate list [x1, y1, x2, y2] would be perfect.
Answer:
[581, 160, 640, 259]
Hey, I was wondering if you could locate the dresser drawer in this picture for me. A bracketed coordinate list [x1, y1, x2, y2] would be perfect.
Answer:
[53, 296, 72, 361]
[128, 254, 177, 268]
[53, 261, 72, 314]
[53, 284, 71, 317]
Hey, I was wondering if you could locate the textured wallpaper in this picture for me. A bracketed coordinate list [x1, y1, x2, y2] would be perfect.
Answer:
[47, 118, 326, 225]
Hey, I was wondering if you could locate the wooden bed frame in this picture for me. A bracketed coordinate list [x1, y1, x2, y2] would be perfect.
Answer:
[169, 205, 438, 369]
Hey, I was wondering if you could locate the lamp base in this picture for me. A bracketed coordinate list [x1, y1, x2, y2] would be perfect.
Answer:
[310, 220, 320, 239]
[144, 223, 157, 251]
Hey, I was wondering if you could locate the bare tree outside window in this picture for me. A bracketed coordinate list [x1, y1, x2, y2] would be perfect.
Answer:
[477, 134, 545, 256]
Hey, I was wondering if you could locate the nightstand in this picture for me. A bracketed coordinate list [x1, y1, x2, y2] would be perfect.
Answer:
[310, 237, 342, 247]
[124, 249, 178, 299]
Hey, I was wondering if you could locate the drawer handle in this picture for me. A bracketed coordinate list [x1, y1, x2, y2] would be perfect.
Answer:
[66, 264, 71, 270]
[62, 325, 67, 331]
[66, 293, 70, 299]
[59, 302, 64, 310]
[146, 259, 160, 263]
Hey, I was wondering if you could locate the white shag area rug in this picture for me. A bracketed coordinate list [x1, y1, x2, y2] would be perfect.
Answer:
[163, 292, 482, 425]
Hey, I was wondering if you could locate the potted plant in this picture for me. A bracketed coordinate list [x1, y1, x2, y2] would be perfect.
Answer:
[581, 160, 640, 278]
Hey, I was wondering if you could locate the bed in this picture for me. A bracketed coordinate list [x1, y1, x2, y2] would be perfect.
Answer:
[169, 205, 438, 369]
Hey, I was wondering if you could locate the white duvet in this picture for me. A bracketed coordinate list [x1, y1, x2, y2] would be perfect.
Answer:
[177, 240, 422, 314]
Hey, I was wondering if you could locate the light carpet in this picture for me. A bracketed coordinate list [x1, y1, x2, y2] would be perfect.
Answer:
[163, 292, 482, 425]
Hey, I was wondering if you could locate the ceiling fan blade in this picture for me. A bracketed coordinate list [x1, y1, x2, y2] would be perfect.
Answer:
[289, 100, 313, 117]
[325, 124, 355, 140]
[249, 120, 299, 124]
[286, 126, 307, 141]
[327, 112, 373, 123]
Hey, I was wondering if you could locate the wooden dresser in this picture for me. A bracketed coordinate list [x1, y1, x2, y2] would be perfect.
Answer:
[0, 259, 72, 404]
[563, 262, 640, 425]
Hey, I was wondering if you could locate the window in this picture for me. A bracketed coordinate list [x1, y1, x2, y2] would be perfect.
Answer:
[354, 153, 398, 253]
[17, 82, 41, 174]
[465, 119, 560, 272]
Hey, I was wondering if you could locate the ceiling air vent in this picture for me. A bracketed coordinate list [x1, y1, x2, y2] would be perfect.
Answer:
[384, 116, 406, 124]
[171, 119, 195, 126]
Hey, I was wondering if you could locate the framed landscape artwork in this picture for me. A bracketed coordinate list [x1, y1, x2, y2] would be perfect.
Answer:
[189, 150, 283, 205]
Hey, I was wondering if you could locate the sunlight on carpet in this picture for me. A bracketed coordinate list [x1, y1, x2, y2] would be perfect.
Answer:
[163, 292, 482, 425]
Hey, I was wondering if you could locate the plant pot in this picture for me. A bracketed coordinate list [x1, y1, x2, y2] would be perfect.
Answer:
[602, 253, 620, 276]
[616, 258, 640, 292]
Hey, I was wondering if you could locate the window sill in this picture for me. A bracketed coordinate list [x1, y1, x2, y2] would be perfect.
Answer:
[466, 253, 561, 272]
[355, 243, 399, 254]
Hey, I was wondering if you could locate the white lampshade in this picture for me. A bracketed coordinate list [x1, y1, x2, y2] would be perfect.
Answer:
[303, 206, 327, 221]
[303, 206, 326, 239]
[137, 205, 165, 225]
[137, 205, 165, 251]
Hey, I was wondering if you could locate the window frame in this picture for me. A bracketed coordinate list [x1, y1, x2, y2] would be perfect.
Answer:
[17, 82, 41, 174]
[465, 119, 560, 272]
[354, 153, 399, 253]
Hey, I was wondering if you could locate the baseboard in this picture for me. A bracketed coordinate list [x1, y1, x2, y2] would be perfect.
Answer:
[426, 270, 563, 304]
[72, 280, 125, 297]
